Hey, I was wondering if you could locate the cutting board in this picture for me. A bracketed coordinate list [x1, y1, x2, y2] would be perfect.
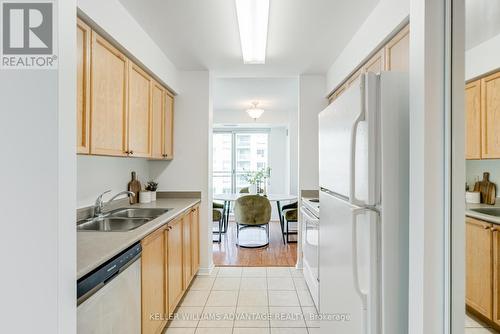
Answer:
[473, 172, 496, 205]
[128, 171, 141, 204]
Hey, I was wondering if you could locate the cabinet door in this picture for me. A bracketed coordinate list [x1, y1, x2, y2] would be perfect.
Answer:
[191, 206, 200, 275]
[466, 217, 493, 319]
[167, 218, 184, 313]
[163, 93, 174, 160]
[128, 62, 152, 158]
[77, 19, 91, 154]
[494, 228, 500, 327]
[141, 228, 166, 334]
[481, 71, 500, 159]
[90, 32, 128, 156]
[466, 80, 482, 159]
[385, 24, 409, 72]
[151, 82, 164, 159]
[183, 213, 193, 288]
[364, 49, 384, 74]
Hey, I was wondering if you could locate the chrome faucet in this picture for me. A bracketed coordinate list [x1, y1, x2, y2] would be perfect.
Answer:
[94, 190, 136, 217]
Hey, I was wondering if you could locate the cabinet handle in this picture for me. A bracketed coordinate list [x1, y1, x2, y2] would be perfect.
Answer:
[124, 150, 129, 154]
[485, 226, 491, 230]
[163, 154, 168, 158]
[492, 228, 498, 232]
[129, 150, 134, 155]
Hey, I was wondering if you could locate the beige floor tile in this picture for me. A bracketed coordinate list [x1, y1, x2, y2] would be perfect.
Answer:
[292, 277, 308, 291]
[198, 306, 235, 328]
[213, 277, 241, 290]
[163, 328, 196, 334]
[238, 290, 269, 306]
[268, 291, 300, 307]
[234, 328, 271, 334]
[241, 277, 267, 290]
[242, 267, 268, 277]
[180, 290, 210, 307]
[303, 328, 320, 334]
[269, 307, 306, 328]
[168, 307, 203, 327]
[206, 290, 239, 307]
[301, 306, 320, 328]
[218, 267, 243, 277]
[290, 269, 304, 278]
[267, 277, 294, 290]
[465, 314, 489, 328]
[270, 328, 308, 334]
[195, 328, 232, 334]
[190, 277, 215, 291]
[296, 290, 314, 307]
[267, 267, 291, 277]
[235, 306, 270, 328]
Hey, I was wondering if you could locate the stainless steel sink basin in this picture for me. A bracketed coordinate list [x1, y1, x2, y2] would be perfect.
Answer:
[77, 207, 170, 232]
[77, 217, 152, 232]
[470, 207, 500, 217]
[107, 208, 169, 219]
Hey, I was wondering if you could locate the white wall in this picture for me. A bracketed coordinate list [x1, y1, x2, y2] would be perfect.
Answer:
[325, 0, 409, 95]
[0, 1, 76, 333]
[77, 156, 151, 208]
[298, 75, 327, 191]
[268, 127, 289, 195]
[150, 71, 212, 272]
[77, 0, 179, 93]
[466, 32, 500, 80]
[214, 109, 290, 125]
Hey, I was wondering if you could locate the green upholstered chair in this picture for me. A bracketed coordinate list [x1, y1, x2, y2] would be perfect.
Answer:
[234, 195, 271, 248]
[281, 201, 298, 243]
[212, 202, 224, 243]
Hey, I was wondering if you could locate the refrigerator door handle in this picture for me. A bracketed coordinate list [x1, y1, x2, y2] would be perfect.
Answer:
[351, 208, 369, 310]
[349, 90, 366, 207]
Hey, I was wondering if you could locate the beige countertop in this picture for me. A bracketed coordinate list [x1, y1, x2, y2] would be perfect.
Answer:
[77, 197, 200, 279]
[466, 200, 500, 224]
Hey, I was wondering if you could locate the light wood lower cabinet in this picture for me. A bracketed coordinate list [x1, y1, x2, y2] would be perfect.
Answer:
[182, 214, 193, 289]
[141, 227, 167, 334]
[191, 206, 200, 275]
[166, 216, 184, 314]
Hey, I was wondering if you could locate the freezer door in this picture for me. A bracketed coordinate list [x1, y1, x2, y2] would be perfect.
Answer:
[319, 73, 379, 206]
[319, 190, 380, 334]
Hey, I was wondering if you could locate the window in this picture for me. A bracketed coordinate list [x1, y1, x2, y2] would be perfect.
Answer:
[213, 130, 269, 194]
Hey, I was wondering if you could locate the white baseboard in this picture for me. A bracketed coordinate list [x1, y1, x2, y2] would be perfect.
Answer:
[196, 264, 216, 276]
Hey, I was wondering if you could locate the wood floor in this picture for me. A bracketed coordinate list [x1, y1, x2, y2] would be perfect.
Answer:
[212, 220, 297, 267]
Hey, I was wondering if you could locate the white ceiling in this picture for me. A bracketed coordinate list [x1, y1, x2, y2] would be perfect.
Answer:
[119, 0, 379, 76]
[213, 78, 298, 114]
[466, 0, 500, 50]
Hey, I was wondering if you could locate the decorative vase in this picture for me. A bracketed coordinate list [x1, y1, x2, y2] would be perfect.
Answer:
[150, 191, 157, 201]
[249, 184, 258, 194]
[139, 191, 152, 203]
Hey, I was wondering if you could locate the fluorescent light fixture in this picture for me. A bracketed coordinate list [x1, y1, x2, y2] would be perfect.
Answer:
[246, 102, 265, 120]
[235, 0, 270, 64]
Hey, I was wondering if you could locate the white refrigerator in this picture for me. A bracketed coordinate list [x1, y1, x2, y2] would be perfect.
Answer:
[318, 72, 409, 334]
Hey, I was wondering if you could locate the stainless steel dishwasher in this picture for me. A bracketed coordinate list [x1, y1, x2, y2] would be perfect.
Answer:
[77, 243, 142, 334]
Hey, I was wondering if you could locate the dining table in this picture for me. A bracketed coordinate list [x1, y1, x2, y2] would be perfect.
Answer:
[213, 193, 297, 234]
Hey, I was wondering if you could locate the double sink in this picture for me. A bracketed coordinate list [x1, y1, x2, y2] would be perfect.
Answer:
[77, 208, 170, 232]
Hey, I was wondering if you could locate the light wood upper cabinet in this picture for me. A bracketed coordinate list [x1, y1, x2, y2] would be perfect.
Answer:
[183, 214, 193, 288]
[466, 217, 493, 319]
[190, 206, 200, 275]
[163, 93, 174, 160]
[166, 217, 184, 313]
[481, 71, 500, 159]
[151, 82, 164, 159]
[364, 49, 384, 74]
[385, 24, 409, 72]
[128, 62, 152, 158]
[77, 19, 91, 154]
[141, 227, 167, 334]
[90, 31, 128, 156]
[466, 80, 482, 159]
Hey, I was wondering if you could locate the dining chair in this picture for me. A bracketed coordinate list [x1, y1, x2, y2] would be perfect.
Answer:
[234, 195, 271, 248]
[212, 202, 224, 243]
[281, 201, 298, 243]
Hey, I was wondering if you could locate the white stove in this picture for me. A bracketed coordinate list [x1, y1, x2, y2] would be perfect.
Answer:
[300, 197, 319, 309]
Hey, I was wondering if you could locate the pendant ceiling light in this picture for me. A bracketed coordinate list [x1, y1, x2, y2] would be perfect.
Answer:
[235, 0, 270, 64]
[246, 102, 265, 120]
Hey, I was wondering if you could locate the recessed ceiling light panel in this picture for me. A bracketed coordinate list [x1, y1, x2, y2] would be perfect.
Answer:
[235, 0, 270, 64]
